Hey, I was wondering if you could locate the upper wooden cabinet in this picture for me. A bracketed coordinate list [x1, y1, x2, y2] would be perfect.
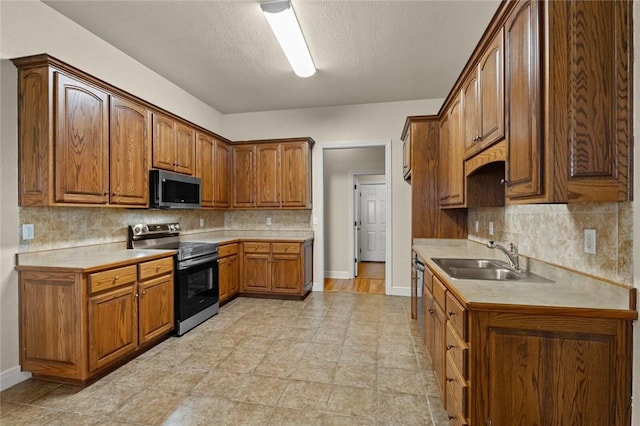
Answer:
[196, 132, 231, 208]
[462, 29, 504, 159]
[232, 138, 314, 209]
[440, 93, 465, 208]
[505, 0, 632, 203]
[13, 56, 151, 208]
[152, 113, 195, 175]
[110, 96, 151, 206]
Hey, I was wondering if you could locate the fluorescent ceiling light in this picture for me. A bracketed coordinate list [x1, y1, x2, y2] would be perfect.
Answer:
[261, 0, 316, 78]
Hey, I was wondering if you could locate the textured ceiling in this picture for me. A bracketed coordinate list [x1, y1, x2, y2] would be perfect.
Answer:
[43, 0, 500, 114]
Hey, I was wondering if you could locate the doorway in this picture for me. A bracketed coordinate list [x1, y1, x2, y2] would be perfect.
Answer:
[322, 144, 390, 294]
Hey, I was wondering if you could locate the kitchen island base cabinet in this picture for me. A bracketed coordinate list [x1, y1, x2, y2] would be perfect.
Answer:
[18, 255, 175, 385]
[240, 240, 313, 299]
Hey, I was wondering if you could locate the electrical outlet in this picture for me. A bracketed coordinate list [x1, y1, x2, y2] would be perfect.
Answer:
[22, 224, 35, 240]
[489, 222, 494, 236]
[584, 229, 596, 254]
[474, 221, 480, 233]
[266, 217, 272, 226]
[199, 218, 205, 227]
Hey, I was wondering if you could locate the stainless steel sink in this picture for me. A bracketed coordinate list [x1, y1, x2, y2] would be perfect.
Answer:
[431, 258, 553, 282]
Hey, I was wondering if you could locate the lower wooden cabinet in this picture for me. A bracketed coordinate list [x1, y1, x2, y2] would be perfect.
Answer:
[18, 255, 175, 384]
[240, 239, 313, 297]
[219, 243, 239, 305]
[423, 262, 633, 425]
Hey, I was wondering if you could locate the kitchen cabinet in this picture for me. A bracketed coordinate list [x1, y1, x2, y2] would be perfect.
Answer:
[152, 112, 195, 175]
[232, 139, 314, 209]
[232, 144, 256, 208]
[218, 243, 239, 304]
[55, 73, 110, 204]
[110, 96, 151, 206]
[240, 240, 313, 297]
[17, 254, 175, 384]
[463, 29, 504, 158]
[439, 93, 465, 208]
[196, 133, 232, 208]
[422, 260, 633, 425]
[504, 0, 632, 202]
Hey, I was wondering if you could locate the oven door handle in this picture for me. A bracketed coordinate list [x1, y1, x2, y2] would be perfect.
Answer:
[177, 253, 219, 270]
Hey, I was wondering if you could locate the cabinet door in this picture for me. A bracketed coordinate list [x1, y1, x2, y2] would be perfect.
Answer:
[152, 113, 177, 172]
[54, 73, 109, 204]
[447, 94, 465, 206]
[438, 114, 451, 205]
[233, 145, 256, 208]
[213, 140, 232, 208]
[462, 72, 479, 156]
[505, 0, 543, 199]
[271, 253, 302, 294]
[88, 284, 137, 371]
[242, 253, 270, 292]
[256, 143, 280, 207]
[196, 132, 215, 207]
[281, 141, 311, 208]
[110, 96, 150, 206]
[433, 302, 446, 396]
[175, 123, 195, 175]
[478, 28, 504, 148]
[138, 275, 174, 345]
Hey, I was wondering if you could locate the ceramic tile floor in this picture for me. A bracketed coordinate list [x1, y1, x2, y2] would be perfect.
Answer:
[0, 293, 449, 425]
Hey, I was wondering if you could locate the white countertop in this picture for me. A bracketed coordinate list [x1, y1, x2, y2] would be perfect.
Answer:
[181, 230, 314, 244]
[413, 239, 635, 314]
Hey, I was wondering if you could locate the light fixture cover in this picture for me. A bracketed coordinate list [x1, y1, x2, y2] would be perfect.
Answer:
[261, 0, 316, 77]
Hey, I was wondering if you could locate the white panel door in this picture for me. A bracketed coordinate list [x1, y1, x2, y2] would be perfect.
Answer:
[359, 183, 386, 262]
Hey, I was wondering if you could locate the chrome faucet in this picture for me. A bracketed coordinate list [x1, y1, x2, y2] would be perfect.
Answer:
[486, 240, 520, 273]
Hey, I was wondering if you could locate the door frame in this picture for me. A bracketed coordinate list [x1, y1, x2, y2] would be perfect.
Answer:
[350, 173, 385, 278]
[316, 140, 392, 295]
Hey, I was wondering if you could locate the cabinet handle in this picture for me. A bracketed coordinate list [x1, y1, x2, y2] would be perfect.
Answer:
[428, 309, 435, 314]
[142, 291, 146, 296]
[447, 344, 455, 350]
[446, 377, 454, 383]
[112, 192, 117, 196]
[135, 293, 139, 297]
[113, 275, 119, 281]
[500, 179, 511, 187]
[448, 415, 456, 420]
[448, 311, 455, 317]
[156, 266, 161, 272]
[103, 192, 109, 196]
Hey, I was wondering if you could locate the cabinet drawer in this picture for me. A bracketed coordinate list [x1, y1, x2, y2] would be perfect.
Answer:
[272, 243, 300, 254]
[445, 352, 468, 421]
[219, 243, 239, 257]
[432, 275, 447, 311]
[446, 291, 467, 340]
[139, 257, 174, 281]
[243, 242, 271, 253]
[446, 321, 468, 378]
[90, 265, 137, 294]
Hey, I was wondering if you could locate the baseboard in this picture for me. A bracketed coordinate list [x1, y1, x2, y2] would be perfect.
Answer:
[387, 287, 411, 297]
[312, 281, 324, 292]
[0, 366, 31, 391]
[325, 271, 351, 279]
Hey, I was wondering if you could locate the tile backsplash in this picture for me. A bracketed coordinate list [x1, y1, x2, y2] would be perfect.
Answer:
[468, 202, 633, 285]
[18, 207, 312, 253]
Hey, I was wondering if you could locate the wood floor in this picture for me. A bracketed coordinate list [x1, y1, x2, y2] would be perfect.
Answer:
[324, 262, 386, 294]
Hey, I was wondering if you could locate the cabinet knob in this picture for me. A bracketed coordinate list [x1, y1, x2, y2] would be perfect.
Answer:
[446, 377, 454, 383]
[448, 311, 455, 317]
[114, 275, 119, 281]
[103, 192, 109, 196]
[448, 415, 455, 420]
[447, 344, 455, 350]
[500, 179, 511, 187]
[142, 291, 146, 296]
[428, 309, 435, 314]
[156, 266, 161, 272]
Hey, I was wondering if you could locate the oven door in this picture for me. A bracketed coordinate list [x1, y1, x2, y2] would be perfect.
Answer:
[175, 255, 219, 322]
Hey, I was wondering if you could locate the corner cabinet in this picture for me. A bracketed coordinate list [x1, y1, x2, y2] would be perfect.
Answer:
[232, 138, 314, 209]
[240, 239, 313, 298]
[17, 254, 175, 384]
[504, 0, 632, 203]
[422, 261, 634, 425]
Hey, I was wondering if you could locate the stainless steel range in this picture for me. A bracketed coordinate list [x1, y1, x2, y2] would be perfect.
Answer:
[128, 222, 219, 336]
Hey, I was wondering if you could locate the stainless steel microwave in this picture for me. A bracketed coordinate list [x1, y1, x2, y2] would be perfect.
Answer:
[149, 169, 201, 209]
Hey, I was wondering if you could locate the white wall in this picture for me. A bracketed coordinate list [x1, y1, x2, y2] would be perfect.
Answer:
[222, 98, 443, 295]
[323, 147, 385, 277]
[0, 1, 224, 389]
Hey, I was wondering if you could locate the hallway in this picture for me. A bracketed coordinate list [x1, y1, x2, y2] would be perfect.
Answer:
[324, 262, 385, 294]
